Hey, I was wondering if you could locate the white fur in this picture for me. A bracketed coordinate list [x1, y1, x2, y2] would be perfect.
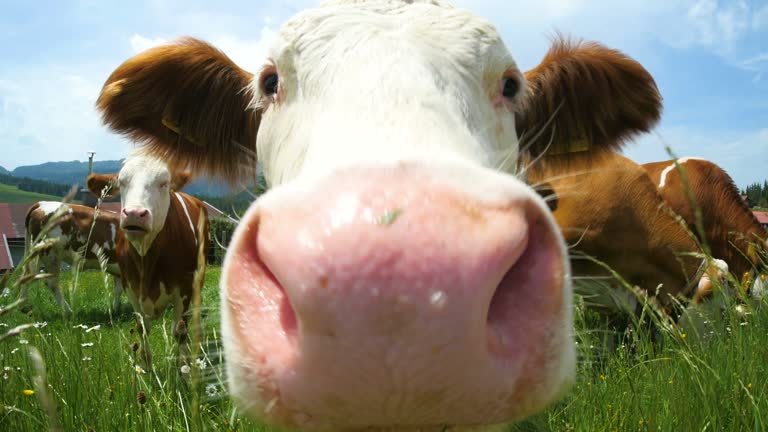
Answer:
[37, 201, 64, 216]
[254, 0, 523, 188]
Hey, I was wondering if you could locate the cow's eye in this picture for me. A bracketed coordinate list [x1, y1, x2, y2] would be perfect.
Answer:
[262, 73, 279, 96]
[502, 77, 519, 99]
[159, 182, 168, 188]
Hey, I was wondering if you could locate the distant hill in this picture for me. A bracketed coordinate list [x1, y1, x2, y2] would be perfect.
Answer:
[10, 159, 241, 197]
[0, 183, 64, 203]
[0, 166, 8, 175]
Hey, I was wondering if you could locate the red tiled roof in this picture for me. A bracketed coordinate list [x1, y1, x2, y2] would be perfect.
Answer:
[754, 211, 768, 225]
[0, 203, 20, 239]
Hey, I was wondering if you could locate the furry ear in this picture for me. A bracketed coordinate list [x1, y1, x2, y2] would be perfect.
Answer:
[87, 173, 120, 197]
[171, 171, 193, 192]
[96, 37, 258, 183]
[516, 35, 662, 157]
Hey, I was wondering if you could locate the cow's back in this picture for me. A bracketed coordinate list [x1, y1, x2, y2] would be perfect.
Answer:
[529, 152, 702, 308]
[644, 158, 767, 278]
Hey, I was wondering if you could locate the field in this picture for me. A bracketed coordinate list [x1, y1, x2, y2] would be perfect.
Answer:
[1, 268, 768, 431]
[0, 184, 63, 204]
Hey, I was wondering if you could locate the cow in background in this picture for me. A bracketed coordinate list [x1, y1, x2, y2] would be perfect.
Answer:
[87, 152, 210, 369]
[23, 201, 122, 315]
[643, 158, 768, 296]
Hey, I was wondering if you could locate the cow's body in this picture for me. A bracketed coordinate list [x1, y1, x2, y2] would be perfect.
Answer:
[526, 153, 704, 316]
[643, 158, 768, 283]
[23, 201, 122, 314]
[88, 155, 210, 368]
[94, 1, 666, 430]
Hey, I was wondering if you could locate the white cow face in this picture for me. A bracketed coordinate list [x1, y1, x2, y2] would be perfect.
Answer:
[255, 1, 524, 186]
[95, 0, 664, 430]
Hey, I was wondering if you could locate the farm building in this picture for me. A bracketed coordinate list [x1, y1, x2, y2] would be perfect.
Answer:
[754, 211, 768, 230]
[0, 200, 234, 273]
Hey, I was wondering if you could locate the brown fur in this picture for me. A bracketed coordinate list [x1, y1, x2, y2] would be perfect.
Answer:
[516, 37, 662, 158]
[643, 159, 768, 279]
[527, 152, 703, 313]
[96, 37, 258, 182]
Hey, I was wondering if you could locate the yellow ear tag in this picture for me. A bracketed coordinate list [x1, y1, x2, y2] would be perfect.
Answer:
[162, 118, 197, 144]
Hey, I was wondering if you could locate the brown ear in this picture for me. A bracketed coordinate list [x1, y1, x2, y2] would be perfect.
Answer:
[171, 170, 193, 191]
[516, 35, 662, 157]
[87, 173, 120, 197]
[97, 37, 258, 183]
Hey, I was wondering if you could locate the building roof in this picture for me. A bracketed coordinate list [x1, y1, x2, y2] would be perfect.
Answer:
[0, 234, 12, 272]
[0, 203, 27, 239]
[754, 211, 768, 225]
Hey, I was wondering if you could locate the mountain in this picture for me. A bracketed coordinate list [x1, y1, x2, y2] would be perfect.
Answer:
[10, 160, 240, 197]
[0, 166, 8, 175]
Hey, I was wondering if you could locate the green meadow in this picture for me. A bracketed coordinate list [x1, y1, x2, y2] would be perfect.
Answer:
[1, 267, 767, 431]
[0, 184, 63, 204]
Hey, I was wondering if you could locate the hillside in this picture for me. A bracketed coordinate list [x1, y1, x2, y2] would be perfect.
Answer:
[0, 166, 8, 175]
[10, 160, 240, 197]
[0, 183, 65, 203]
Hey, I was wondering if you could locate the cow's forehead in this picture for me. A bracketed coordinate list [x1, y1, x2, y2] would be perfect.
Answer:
[274, 1, 510, 74]
[120, 153, 170, 183]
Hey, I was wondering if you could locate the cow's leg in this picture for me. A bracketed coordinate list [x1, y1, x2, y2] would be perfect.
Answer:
[43, 254, 71, 316]
[126, 290, 153, 369]
[173, 294, 193, 367]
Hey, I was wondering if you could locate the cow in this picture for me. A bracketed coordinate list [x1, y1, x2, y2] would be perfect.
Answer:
[642, 158, 768, 290]
[524, 152, 706, 321]
[22, 201, 123, 315]
[92, 1, 665, 430]
[86, 153, 210, 369]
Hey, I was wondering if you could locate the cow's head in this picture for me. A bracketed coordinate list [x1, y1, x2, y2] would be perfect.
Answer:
[87, 153, 192, 255]
[95, 1, 660, 429]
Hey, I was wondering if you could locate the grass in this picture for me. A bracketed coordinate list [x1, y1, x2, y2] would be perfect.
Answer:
[0, 184, 63, 203]
[2, 268, 767, 431]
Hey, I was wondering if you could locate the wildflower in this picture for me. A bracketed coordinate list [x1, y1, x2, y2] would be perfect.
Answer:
[748, 383, 753, 389]
[81, 342, 94, 347]
[639, 419, 645, 425]
[740, 322, 748, 326]
[3, 366, 10, 371]
[10, 348, 19, 354]
[1, 287, 10, 297]
[18, 339, 29, 345]
[73, 324, 88, 329]
[607, 403, 613, 410]
[0, 323, 7, 327]
[82, 357, 92, 362]
[2, 373, 8, 380]
[22, 389, 35, 396]
[668, 379, 673, 384]
[134, 365, 146, 375]
[599, 374, 606, 381]
[680, 333, 687, 340]
[586, 382, 592, 387]
[180, 365, 191, 375]
[205, 384, 218, 397]
[136, 391, 147, 405]
[85, 325, 101, 333]
[195, 358, 207, 370]
[33, 321, 47, 329]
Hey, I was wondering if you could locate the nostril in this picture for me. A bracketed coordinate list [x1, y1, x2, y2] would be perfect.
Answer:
[486, 208, 566, 358]
[139, 209, 149, 218]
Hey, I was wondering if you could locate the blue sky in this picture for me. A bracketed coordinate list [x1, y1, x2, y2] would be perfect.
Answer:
[1, 0, 767, 188]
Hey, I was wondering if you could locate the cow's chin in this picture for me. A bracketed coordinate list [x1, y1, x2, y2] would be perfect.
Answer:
[122, 225, 149, 241]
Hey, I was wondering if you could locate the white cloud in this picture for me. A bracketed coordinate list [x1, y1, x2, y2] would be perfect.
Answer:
[130, 34, 168, 54]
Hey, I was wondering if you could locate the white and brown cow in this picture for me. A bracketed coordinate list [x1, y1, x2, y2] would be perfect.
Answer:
[23, 201, 123, 315]
[93, 1, 665, 430]
[87, 153, 210, 369]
